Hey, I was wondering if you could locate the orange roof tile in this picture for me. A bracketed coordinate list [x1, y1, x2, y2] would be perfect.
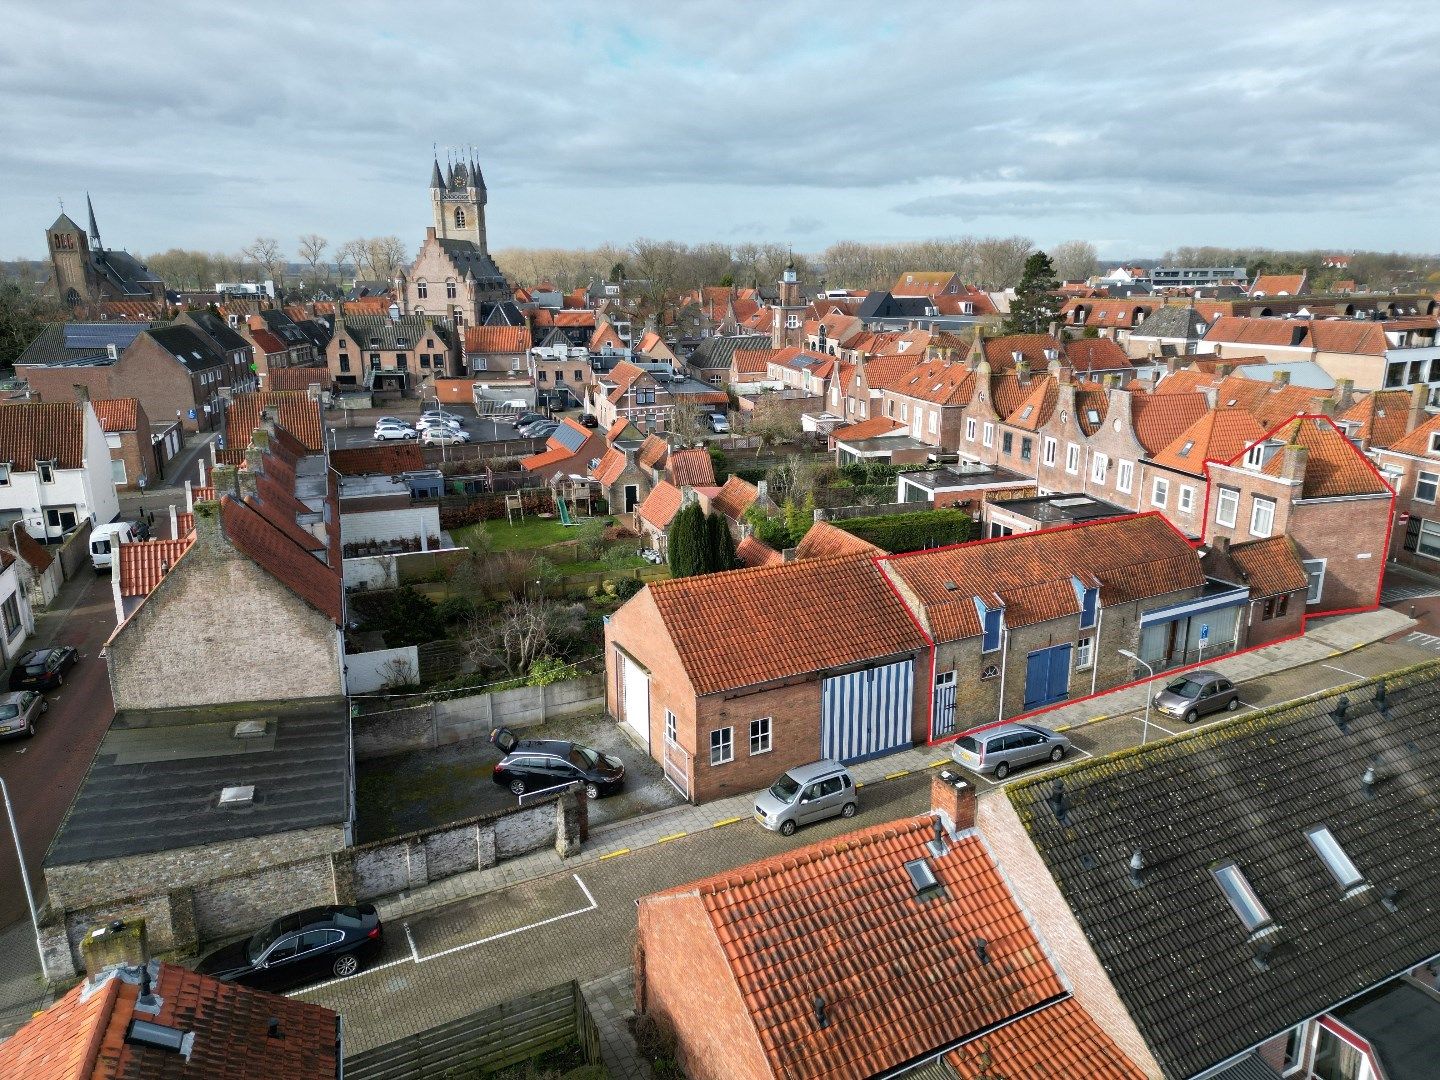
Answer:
[590, 446, 628, 485]
[1226, 535, 1310, 598]
[91, 398, 139, 433]
[1004, 377, 1059, 431]
[1340, 390, 1413, 449]
[329, 444, 424, 476]
[991, 372, 1032, 420]
[883, 515, 1201, 642]
[1130, 393, 1211, 453]
[946, 997, 1146, 1080]
[1073, 389, 1110, 435]
[645, 818, 1068, 1080]
[0, 402, 85, 469]
[646, 554, 926, 695]
[794, 520, 881, 560]
[532, 308, 596, 328]
[219, 497, 341, 623]
[733, 347, 779, 374]
[175, 511, 194, 536]
[638, 481, 683, 529]
[1205, 316, 1310, 348]
[735, 535, 783, 567]
[710, 475, 760, 521]
[1150, 409, 1265, 475]
[891, 358, 977, 407]
[118, 537, 194, 598]
[1255, 416, 1391, 498]
[266, 367, 329, 392]
[636, 434, 669, 471]
[463, 325, 530, 353]
[862, 354, 923, 392]
[1065, 337, 1133, 374]
[225, 391, 324, 451]
[520, 445, 577, 473]
[666, 448, 715, 487]
[832, 416, 903, 441]
[1249, 273, 1307, 296]
[1386, 410, 1440, 458]
[982, 334, 1064, 372]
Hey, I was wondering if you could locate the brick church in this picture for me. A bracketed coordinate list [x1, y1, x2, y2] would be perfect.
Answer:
[45, 195, 166, 309]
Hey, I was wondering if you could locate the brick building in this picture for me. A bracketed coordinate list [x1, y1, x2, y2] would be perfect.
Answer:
[326, 313, 459, 392]
[1373, 409, 1440, 572]
[91, 397, 155, 490]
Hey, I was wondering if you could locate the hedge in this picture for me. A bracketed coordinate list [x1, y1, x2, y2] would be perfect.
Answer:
[439, 489, 555, 529]
[833, 508, 973, 554]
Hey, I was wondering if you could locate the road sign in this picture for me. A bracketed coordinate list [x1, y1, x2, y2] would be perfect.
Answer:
[1199, 623, 1210, 645]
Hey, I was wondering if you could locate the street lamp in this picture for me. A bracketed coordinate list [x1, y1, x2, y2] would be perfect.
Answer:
[0, 776, 47, 980]
[1118, 648, 1157, 746]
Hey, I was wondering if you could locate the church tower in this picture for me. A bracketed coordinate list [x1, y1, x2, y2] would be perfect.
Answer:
[431, 153, 487, 251]
[46, 210, 93, 307]
[771, 258, 805, 348]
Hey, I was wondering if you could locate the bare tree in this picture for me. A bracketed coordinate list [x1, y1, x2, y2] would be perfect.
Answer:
[746, 395, 802, 457]
[337, 238, 369, 283]
[667, 401, 705, 447]
[1051, 240, 1098, 282]
[972, 236, 1034, 290]
[297, 234, 329, 282]
[240, 237, 284, 286]
[378, 656, 417, 690]
[463, 598, 575, 676]
[364, 236, 408, 281]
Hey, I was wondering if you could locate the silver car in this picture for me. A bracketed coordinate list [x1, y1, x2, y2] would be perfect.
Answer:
[754, 760, 858, 836]
[0, 691, 47, 739]
[1152, 669, 1240, 723]
[951, 722, 1070, 780]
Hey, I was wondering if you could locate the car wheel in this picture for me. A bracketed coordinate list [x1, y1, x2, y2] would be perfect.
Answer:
[1184, 709, 1199, 724]
[780, 820, 797, 836]
[1227, 698, 1240, 711]
[40, 701, 48, 713]
[55, 674, 63, 687]
[584, 782, 600, 800]
[331, 953, 360, 978]
[509, 778, 526, 796]
[994, 761, 1010, 780]
[841, 802, 857, 819]
[1049, 746, 1065, 762]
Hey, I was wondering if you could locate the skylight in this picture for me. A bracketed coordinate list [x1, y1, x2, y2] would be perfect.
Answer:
[1177, 440, 1195, 458]
[1305, 825, 1365, 891]
[1086, 409, 1100, 425]
[1020, 405, 1034, 419]
[1212, 861, 1273, 933]
[903, 857, 942, 899]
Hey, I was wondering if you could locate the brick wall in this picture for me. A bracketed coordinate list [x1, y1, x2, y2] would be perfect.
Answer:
[191, 854, 338, 943]
[636, 892, 774, 1080]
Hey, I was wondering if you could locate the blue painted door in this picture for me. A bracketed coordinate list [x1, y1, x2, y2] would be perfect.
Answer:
[1023, 645, 1072, 710]
[821, 659, 915, 763]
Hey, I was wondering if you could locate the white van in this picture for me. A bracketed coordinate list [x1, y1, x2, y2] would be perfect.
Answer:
[90, 522, 136, 572]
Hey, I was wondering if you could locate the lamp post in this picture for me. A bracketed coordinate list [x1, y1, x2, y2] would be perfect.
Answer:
[0, 777, 47, 980]
[1118, 648, 1157, 746]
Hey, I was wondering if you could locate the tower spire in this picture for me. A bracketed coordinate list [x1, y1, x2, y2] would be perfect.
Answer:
[86, 193, 101, 248]
[430, 153, 444, 190]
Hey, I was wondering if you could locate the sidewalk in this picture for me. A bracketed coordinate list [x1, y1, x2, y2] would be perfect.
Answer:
[373, 604, 1414, 924]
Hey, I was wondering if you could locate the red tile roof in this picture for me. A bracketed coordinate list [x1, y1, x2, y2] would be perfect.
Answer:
[266, 367, 329, 392]
[883, 514, 1202, 642]
[1385, 410, 1440, 458]
[532, 309, 596, 328]
[329, 444, 424, 476]
[794, 520, 881, 560]
[644, 554, 927, 695]
[735, 535, 783, 567]
[1340, 390, 1413, 449]
[10, 528, 53, 572]
[946, 997, 1146, 1080]
[710, 476, 760, 521]
[733, 347, 779, 375]
[175, 511, 194, 536]
[591, 447, 627, 486]
[1227, 535, 1310, 599]
[463, 325, 530, 353]
[0, 402, 86, 470]
[1065, 337, 1133, 373]
[1129, 392, 1211, 453]
[520, 445, 576, 473]
[225, 392, 324, 451]
[219, 497, 341, 623]
[638, 481, 683, 529]
[1249, 272, 1307, 297]
[666, 448, 715, 487]
[981, 334, 1063, 372]
[1205, 316, 1310, 348]
[637, 434, 669, 471]
[606, 418, 635, 443]
[861, 354, 923, 392]
[644, 817, 1069, 1080]
[0, 961, 338, 1079]
[1255, 416, 1391, 498]
[831, 415, 903, 441]
[1149, 409, 1265, 475]
[890, 358, 977, 407]
[91, 399, 139, 433]
[118, 537, 194, 597]
[1004, 377, 1059, 432]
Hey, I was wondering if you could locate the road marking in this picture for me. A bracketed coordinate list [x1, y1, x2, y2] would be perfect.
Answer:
[711, 817, 742, 828]
[884, 770, 909, 780]
[1236, 701, 1259, 711]
[288, 956, 411, 995]
[1144, 719, 1178, 737]
[1069, 746, 1094, 759]
[416, 873, 598, 964]
[1322, 663, 1365, 680]
[598, 848, 629, 860]
[656, 832, 686, 843]
[404, 922, 419, 963]
[927, 759, 949, 768]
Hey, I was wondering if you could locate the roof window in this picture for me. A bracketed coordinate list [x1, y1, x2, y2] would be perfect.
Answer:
[1212, 860, 1273, 933]
[125, 1020, 194, 1059]
[1020, 405, 1034, 420]
[1177, 440, 1195, 458]
[903, 857, 943, 900]
[1085, 409, 1100, 426]
[1305, 825, 1365, 892]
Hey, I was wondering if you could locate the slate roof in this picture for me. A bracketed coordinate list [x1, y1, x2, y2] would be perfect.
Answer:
[46, 695, 350, 865]
[644, 554, 927, 695]
[1006, 659, 1440, 1080]
[434, 238, 508, 284]
[0, 402, 87, 469]
[0, 960, 339, 1079]
[17, 323, 152, 367]
[183, 309, 250, 352]
[641, 816, 1078, 1080]
[687, 334, 771, 370]
[1129, 305, 1209, 341]
[1253, 416, 1391, 498]
[146, 325, 228, 372]
[882, 514, 1202, 642]
[337, 314, 452, 352]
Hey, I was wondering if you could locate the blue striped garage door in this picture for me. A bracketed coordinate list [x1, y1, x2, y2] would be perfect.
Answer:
[821, 659, 915, 764]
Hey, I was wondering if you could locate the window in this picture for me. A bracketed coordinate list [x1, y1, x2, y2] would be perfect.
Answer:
[1065, 443, 1080, 475]
[1250, 496, 1275, 538]
[339, 356, 351, 373]
[1211, 860, 1273, 933]
[1076, 582, 1098, 628]
[1020, 437, 1032, 462]
[976, 600, 1003, 653]
[982, 422, 994, 447]
[1415, 519, 1440, 560]
[1178, 485, 1195, 513]
[786, 314, 800, 329]
[1215, 487, 1239, 527]
[110, 459, 126, 485]
[1042, 437, 1056, 466]
[1152, 477, 1169, 507]
[1244, 443, 1266, 469]
[1303, 558, 1326, 604]
[2, 595, 19, 639]
[927, 411, 937, 435]
[1305, 825, 1364, 891]
[965, 418, 977, 442]
[0, 464, 11, 486]
[37, 462, 54, 485]
[749, 717, 772, 756]
[446, 280, 458, 299]
[1281, 1025, 1305, 1075]
[1276, 593, 1289, 617]
[709, 727, 733, 766]
[416, 281, 427, 299]
[105, 433, 121, 450]
[1416, 471, 1439, 502]
[1075, 636, 1093, 669]
[1090, 452, 1108, 484]
[1002, 432, 1013, 455]
[1116, 459, 1133, 493]
[1262, 597, 1276, 621]
[664, 709, 677, 745]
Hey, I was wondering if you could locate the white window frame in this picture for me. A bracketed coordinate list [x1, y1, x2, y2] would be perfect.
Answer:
[1216, 487, 1239, 527]
[664, 709, 677, 745]
[1116, 459, 1133, 493]
[1042, 437, 1057, 467]
[0, 464, 11, 486]
[1250, 496, 1275, 538]
[37, 461, 55, 485]
[927, 410, 938, 435]
[110, 458, 127, 485]
[1075, 636, 1093, 670]
[1415, 470, 1439, 503]
[1090, 452, 1108, 484]
[965, 417, 977, 442]
[1065, 443, 1080, 475]
[1302, 557, 1326, 605]
[1178, 485, 1195, 513]
[709, 727, 734, 766]
[1244, 443, 1266, 469]
[982, 422, 994, 448]
[1151, 477, 1169, 507]
[749, 716, 772, 756]
[1417, 518, 1440, 561]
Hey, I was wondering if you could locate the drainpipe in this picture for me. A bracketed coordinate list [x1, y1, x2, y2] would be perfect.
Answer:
[1090, 604, 1103, 697]
[995, 625, 1010, 725]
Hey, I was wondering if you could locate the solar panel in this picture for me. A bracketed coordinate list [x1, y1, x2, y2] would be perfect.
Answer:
[62, 323, 149, 351]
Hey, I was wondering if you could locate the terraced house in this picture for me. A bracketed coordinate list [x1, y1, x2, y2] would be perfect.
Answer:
[325, 313, 458, 391]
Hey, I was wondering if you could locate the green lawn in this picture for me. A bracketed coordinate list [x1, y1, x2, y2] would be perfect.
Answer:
[454, 516, 604, 552]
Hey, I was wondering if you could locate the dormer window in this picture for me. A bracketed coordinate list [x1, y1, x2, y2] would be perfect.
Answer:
[1430, 432, 1440, 455]
[1072, 578, 1098, 629]
[974, 598, 1004, 653]
[37, 461, 55, 485]
[1244, 442, 1267, 469]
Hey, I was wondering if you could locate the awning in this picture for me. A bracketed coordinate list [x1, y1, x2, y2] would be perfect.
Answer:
[1140, 585, 1250, 627]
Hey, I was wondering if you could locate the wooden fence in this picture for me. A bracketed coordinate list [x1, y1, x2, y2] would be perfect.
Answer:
[345, 980, 600, 1078]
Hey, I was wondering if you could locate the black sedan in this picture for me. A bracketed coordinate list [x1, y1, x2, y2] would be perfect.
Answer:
[490, 727, 625, 799]
[8, 647, 78, 692]
[196, 904, 383, 992]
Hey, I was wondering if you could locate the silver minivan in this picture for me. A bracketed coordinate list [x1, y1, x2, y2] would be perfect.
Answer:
[951, 723, 1071, 780]
[754, 760, 857, 836]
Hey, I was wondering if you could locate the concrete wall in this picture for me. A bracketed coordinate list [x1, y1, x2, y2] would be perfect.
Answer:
[55, 520, 94, 580]
[340, 506, 441, 547]
[343, 547, 469, 590]
[346, 645, 421, 694]
[352, 674, 605, 758]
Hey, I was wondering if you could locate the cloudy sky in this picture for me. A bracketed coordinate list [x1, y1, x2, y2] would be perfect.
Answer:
[4, 1, 1437, 262]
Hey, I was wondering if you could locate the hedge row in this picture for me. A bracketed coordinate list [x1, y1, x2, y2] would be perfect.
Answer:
[439, 489, 555, 529]
[834, 508, 973, 554]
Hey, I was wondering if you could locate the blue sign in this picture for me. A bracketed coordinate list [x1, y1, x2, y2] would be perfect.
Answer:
[188, 409, 197, 420]
[1199, 623, 1210, 645]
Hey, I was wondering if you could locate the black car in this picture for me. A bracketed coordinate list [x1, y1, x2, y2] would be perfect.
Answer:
[579, 414, 599, 428]
[196, 904, 382, 992]
[9, 647, 78, 691]
[490, 727, 625, 799]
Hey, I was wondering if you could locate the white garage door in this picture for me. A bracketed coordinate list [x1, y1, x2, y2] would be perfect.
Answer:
[621, 653, 650, 751]
[821, 659, 915, 764]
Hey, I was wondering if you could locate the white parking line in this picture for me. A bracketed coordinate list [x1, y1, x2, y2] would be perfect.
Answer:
[416, 873, 598, 964]
[1235, 701, 1259, 711]
[1322, 663, 1366, 680]
[404, 922, 419, 963]
[1143, 718, 1178, 737]
[289, 956, 411, 996]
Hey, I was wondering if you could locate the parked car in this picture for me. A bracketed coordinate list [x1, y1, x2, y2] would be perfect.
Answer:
[489, 727, 625, 799]
[8, 647, 78, 692]
[950, 722, 1070, 780]
[373, 425, 418, 442]
[579, 414, 599, 428]
[415, 416, 463, 431]
[421, 428, 472, 445]
[707, 412, 730, 434]
[511, 412, 546, 429]
[0, 691, 47, 739]
[516, 417, 554, 437]
[90, 521, 138, 572]
[375, 416, 410, 428]
[524, 422, 558, 439]
[753, 760, 857, 836]
[196, 904, 383, 991]
[1152, 669, 1240, 723]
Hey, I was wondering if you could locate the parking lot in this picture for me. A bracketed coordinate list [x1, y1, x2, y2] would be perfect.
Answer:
[326, 404, 526, 450]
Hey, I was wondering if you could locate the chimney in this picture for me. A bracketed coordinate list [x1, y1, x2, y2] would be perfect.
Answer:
[1334, 377, 1356, 411]
[1015, 358, 1030, 384]
[73, 383, 91, 404]
[756, 479, 769, 503]
[1410, 383, 1429, 432]
[931, 769, 976, 832]
[81, 919, 148, 982]
[212, 463, 239, 497]
[1211, 534, 1230, 553]
[1280, 444, 1309, 482]
[1047, 320, 1060, 339]
[169, 503, 178, 537]
[1271, 370, 1291, 386]
[1166, 355, 1181, 374]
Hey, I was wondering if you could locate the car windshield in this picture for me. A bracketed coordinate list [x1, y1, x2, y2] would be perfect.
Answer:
[246, 921, 284, 963]
[768, 774, 802, 802]
[23, 663, 45, 675]
[957, 735, 980, 753]
[1166, 678, 1203, 699]
[569, 746, 599, 770]
[93, 539, 110, 554]
[0, 705, 17, 720]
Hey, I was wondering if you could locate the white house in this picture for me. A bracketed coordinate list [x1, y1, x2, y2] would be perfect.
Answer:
[0, 551, 36, 665]
[0, 400, 120, 544]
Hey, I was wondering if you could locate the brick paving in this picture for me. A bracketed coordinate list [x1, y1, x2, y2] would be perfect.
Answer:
[581, 969, 651, 1080]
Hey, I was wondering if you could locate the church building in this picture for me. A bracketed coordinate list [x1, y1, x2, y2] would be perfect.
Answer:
[45, 195, 165, 310]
